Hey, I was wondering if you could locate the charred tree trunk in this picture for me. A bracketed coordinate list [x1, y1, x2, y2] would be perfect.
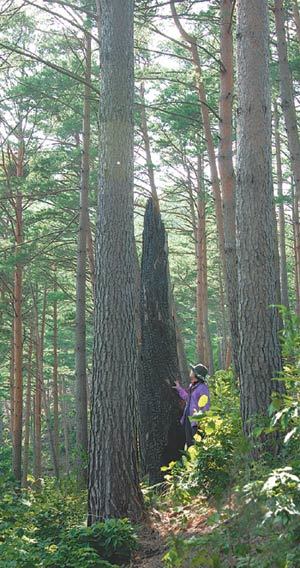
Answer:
[140, 82, 189, 382]
[139, 198, 185, 485]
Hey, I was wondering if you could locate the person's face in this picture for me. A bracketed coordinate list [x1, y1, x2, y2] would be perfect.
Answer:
[190, 370, 198, 384]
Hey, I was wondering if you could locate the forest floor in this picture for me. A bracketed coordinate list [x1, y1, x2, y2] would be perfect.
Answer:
[131, 497, 215, 567]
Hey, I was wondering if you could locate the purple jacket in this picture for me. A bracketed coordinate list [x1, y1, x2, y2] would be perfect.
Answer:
[176, 382, 210, 427]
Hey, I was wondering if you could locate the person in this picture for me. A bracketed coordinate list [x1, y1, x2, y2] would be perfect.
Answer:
[174, 363, 210, 447]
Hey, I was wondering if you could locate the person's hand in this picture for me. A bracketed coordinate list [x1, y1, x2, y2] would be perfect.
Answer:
[173, 380, 180, 388]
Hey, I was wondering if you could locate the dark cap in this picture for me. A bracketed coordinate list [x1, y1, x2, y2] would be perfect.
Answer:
[190, 363, 208, 379]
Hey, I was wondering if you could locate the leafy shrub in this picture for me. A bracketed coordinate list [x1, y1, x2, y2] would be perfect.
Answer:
[0, 477, 137, 567]
[67, 518, 138, 564]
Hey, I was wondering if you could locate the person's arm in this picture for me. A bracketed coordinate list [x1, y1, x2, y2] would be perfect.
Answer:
[174, 380, 188, 401]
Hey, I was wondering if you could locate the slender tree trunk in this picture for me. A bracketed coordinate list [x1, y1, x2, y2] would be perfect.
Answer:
[43, 390, 60, 478]
[219, 0, 239, 375]
[186, 159, 213, 372]
[9, 326, 14, 438]
[12, 131, 24, 483]
[218, 265, 228, 369]
[293, 0, 300, 43]
[52, 274, 60, 478]
[170, 0, 226, 282]
[22, 330, 33, 487]
[88, 0, 144, 523]
[60, 376, 70, 475]
[274, 102, 290, 309]
[140, 81, 160, 210]
[292, 184, 300, 315]
[196, 155, 208, 366]
[0, 404, 3, 447]
[75, 32, 91, 487]
[236, 0, 282, 439]
[274, 0, 300, 211]
[174, 313, 190, 384]
[33, 299, 42, 480]
[86, 212, 95, 293]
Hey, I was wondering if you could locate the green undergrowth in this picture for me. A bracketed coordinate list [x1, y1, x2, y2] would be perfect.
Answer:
[0, 470, 137, 568]
[159, 354, 300, 568]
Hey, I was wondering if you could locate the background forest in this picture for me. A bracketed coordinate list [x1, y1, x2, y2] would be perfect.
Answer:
[0, 0, 300, 567]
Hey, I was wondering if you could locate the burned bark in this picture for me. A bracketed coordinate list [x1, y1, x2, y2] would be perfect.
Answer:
[139, 198, 185, 485]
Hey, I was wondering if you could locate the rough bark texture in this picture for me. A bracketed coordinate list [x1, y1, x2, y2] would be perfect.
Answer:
[274, 102, 289, 309]
[75, 32, 91, 487]
[88, 0, 144, 523]
[219, 0, 239, 375]
[139, 199, 185, 485]
[236, 0, 282, 436]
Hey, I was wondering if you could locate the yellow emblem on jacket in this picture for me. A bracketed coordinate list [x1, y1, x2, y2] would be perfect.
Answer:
[198, 394, 208, 408]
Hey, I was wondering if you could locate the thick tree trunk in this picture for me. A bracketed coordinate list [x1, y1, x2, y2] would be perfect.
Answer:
[274, 0, 300, 212]
[88, 0, 144, 523]
[139, 199, 185, 485]
[236, 0, 282, 438]
[274, 102, 289, 309]
[219, 0, 239, 375]
[75, 31, 91, 488]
